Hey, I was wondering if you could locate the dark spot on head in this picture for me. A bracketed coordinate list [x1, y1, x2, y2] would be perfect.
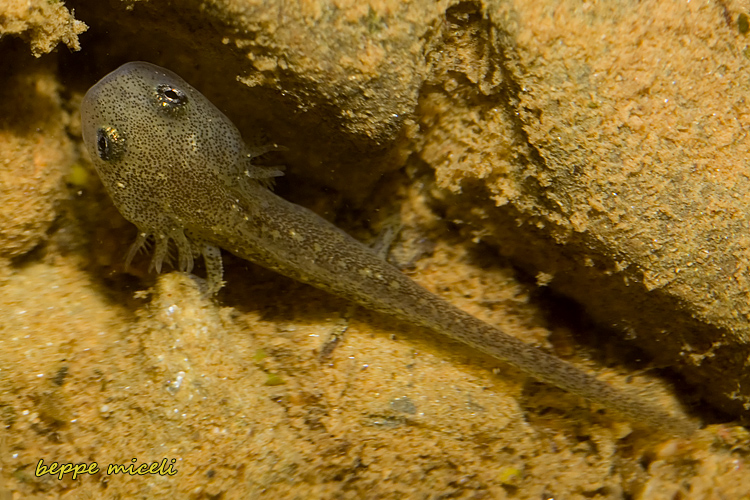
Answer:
[96, 126, 126, 161]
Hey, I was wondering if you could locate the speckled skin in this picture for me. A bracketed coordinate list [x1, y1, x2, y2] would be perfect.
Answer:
[81, 62, 694, 436]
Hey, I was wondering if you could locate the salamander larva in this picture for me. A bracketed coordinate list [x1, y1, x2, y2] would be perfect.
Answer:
[81, 62, 695, 437]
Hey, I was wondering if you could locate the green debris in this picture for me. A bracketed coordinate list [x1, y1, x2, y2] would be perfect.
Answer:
[497, 466, 522, 486]
[66, 163, 90, 187]
[264, 373, 285, 386]
[365, 6, 385, 33]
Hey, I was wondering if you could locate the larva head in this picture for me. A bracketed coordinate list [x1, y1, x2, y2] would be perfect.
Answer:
[80, 61, 245, 230]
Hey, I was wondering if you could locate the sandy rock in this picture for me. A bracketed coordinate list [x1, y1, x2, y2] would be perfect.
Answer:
[420, 0, 750, 418]
[0, 0, 86, 57]
[3, 0, 750, 498]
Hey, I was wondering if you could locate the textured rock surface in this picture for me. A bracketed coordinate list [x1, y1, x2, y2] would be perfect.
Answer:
[0, 57, 74, 260]
[419, 0, 750, 418]
[0, 0, 86, 57]
[2, 0, 750, 498]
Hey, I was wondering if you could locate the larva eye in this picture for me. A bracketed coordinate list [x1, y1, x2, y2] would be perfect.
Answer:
[96, 126, 126, 161]
[155, 84, 188, 113]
